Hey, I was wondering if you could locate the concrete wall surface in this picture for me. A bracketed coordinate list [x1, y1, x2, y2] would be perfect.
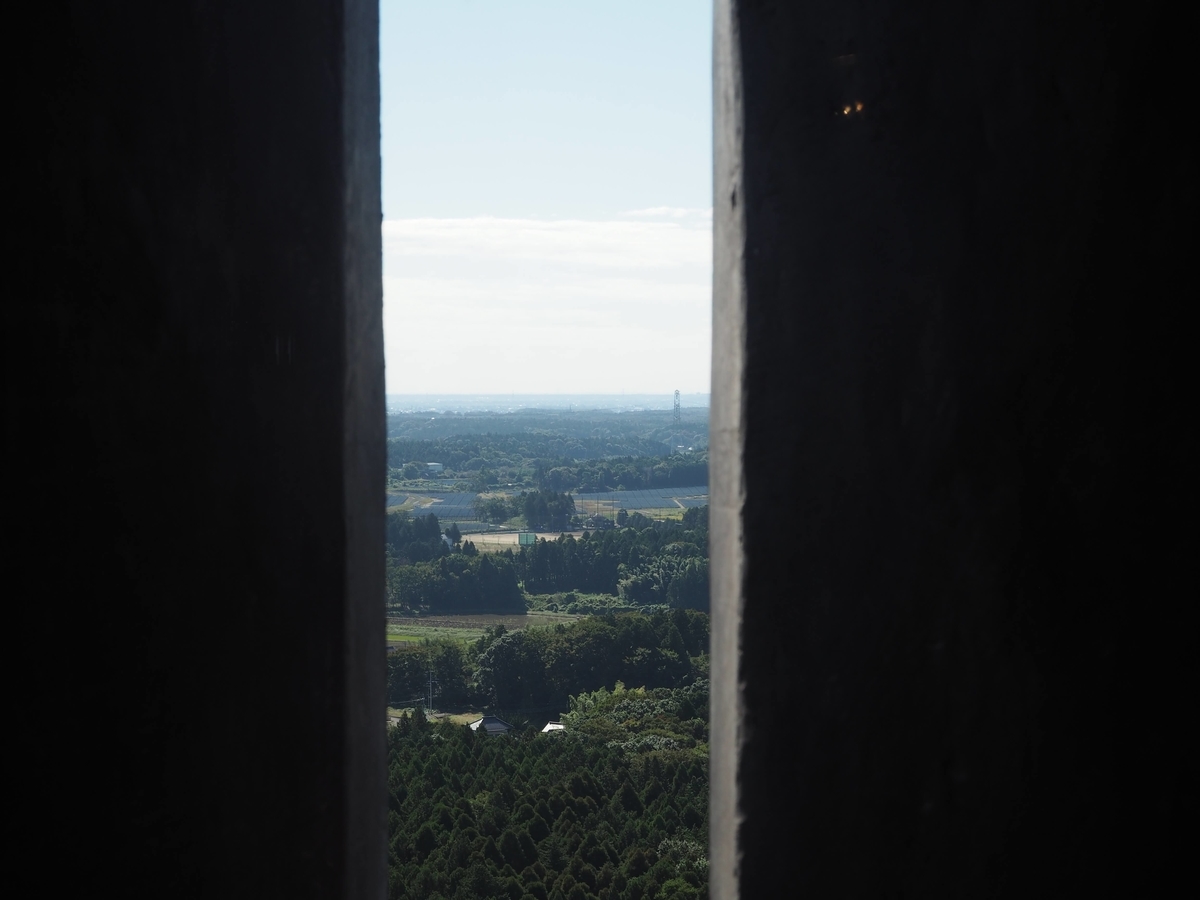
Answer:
[711, 1, 1190, 897]
[11, 2, 385, 897]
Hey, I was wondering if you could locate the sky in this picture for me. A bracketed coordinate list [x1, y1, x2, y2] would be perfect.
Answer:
[380, 1, 712, 395]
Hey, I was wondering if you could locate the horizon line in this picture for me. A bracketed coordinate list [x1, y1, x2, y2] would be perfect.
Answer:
[385, 392, 711, 396]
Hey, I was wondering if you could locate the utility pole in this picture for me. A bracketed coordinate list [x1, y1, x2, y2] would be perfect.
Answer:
[426, 669, 438, 716]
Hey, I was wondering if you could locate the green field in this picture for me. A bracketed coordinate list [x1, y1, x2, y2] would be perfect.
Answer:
[386, 623, 487, 645]
[438, 710, 485, 726]
[387, 707, 485, 728]
[386, 611, 582, 647]
[384, 632, 425, 643]
[633, 506, 687, 521]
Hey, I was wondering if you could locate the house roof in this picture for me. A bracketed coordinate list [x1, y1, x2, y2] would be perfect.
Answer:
[469, 715, 513, 733]
[541, 721, 565, 733]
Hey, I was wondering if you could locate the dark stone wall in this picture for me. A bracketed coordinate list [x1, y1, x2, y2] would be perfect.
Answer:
[713, 1, 1190, 897]
[11, 3, 384, 896]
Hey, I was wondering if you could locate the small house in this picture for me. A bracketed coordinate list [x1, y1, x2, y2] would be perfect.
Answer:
[468, 715, 513, 736]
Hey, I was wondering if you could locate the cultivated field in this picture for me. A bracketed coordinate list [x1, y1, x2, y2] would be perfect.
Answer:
[572, 486, 709, 510]
[385, 486, 709, 523]
[469, 531, 584, 552]
[386, 708, 484, 726]
[386, 611, 582, 647]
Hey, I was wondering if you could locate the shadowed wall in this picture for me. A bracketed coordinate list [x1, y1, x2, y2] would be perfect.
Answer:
[8, 1, 1190, 897]
[12, 3, 384, 897]
[711, 1, 1189, 897]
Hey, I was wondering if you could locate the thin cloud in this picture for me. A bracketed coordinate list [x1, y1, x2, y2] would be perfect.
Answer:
[383, 217, 710, 270]
[622, 206, 713, 221]
[382, 216, 712, 394]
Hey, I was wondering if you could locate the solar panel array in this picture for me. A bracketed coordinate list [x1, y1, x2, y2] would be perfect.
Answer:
[386, 492, 480, 523]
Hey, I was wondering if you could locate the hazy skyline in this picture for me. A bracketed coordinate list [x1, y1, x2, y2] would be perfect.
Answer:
[380, 1, 712, 395]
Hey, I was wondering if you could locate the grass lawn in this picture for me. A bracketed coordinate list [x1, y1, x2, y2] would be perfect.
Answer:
[438, 711, 484, 726]
[387, 708, 485, 727]
[385, 632, 424, 643]
[385, 611, 583, 646]
[635, 507, 687, 521]
[387, 625, 480, 645]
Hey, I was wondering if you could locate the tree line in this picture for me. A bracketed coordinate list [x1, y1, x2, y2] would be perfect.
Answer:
[385, 407, 707, 449]
[386, 609, 709, 716]
[387, 434, 675, 469]
[388, 445, 708, 494]
[516, 507, 707, 609]
[474, 490, 577, 529]
[385, 507, 709, 617]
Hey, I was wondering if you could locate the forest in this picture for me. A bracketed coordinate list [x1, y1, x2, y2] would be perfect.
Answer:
[387, 611, 710, 900]
[386, 609, 709, 714]
[388, 442, 707, 494]
[384, 406, 708, 494]
[386, 407, 708, 447]
[385, 506, 709, 616]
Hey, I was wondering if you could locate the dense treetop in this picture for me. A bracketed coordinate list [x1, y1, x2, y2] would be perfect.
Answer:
[387, 616, 710, 900]
[385, 408, 708, 494]
[386, 408, 708, 447]
[387, 609, 709, 719]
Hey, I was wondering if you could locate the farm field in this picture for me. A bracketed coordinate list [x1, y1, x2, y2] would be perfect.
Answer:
[469, 530, 583, 551]
[569, 485, 709, 510]
[435, 710, 485, 726]
[385, 485, 709, 521]
[578, 508, 691, 520]
[385, 611, 582, 647]
[386, 708, 485, 726]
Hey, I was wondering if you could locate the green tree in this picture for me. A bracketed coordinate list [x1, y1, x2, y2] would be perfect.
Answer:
[472, 468, 498, 493]
[476, 495, 513, 524]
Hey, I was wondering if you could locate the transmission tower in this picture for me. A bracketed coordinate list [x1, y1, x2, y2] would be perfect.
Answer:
[673, 390, 681, 428]
[426, 669, 438, 715]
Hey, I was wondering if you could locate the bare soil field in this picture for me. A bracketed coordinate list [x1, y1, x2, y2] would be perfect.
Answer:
[469, 531, 584, 551]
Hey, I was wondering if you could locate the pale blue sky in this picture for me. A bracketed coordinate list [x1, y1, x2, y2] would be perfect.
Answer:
[381, 1, 712, 394]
